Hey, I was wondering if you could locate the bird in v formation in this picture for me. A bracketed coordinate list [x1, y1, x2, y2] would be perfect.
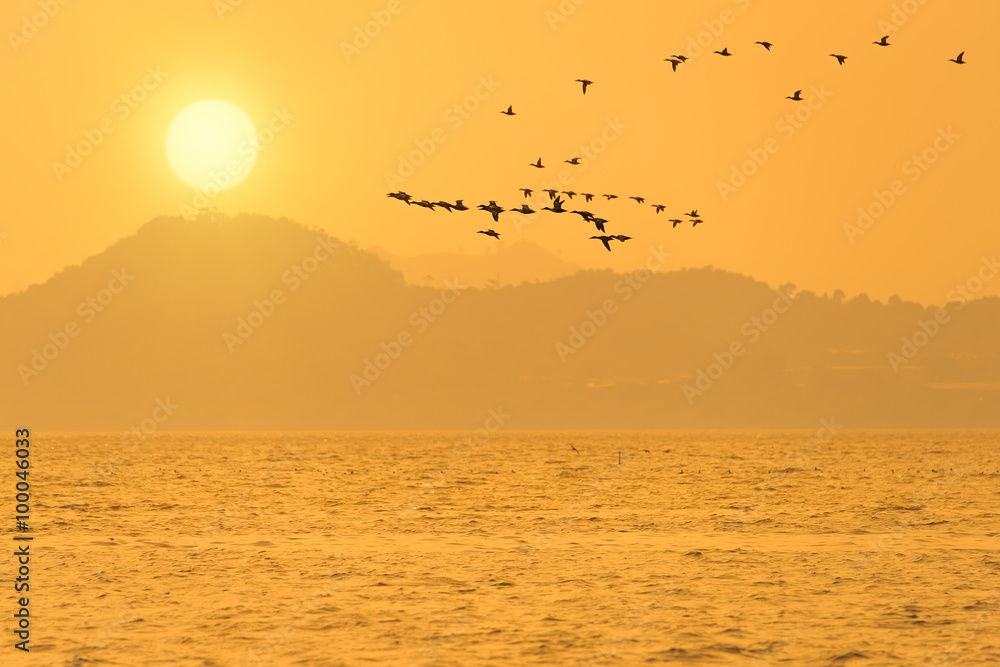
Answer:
[387, 188, 708, 251]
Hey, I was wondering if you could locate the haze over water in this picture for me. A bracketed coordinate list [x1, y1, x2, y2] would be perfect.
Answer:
[30, 429, 1000, 665]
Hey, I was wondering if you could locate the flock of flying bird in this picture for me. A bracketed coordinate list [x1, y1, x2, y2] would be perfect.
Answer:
[387, 35, 968, 253]
[663, 36, 967, 99]
[386, 188, 704, 251]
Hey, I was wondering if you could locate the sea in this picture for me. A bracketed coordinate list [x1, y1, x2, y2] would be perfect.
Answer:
[15, 430, 1000, 665]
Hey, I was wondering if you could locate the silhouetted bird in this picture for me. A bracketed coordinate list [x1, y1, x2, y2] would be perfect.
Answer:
[387, 191, 412, 203]
[830, 54, 848, 65]
[630, 196, 645, 204]
[582, 193, 595, 202]
[685, 209, 699, 217]
[478, 201, 504, 222]
[670, 219, 683, 228]
[949, 51, 966, 64]
[478, 229, 501, 239]
[613, 235, 632, 243]
[591, 235, 615, 251]
[666, 58, 682, 71]
[543, 196, 567, 213]
[520, 188, 533, 198]
[453, 200, 469, 211]
[543, 188, 559, 200]
[873, 35, 890, 46]
[652, 204, 666, 214]
[672, 55, 688, 62]
[435, 201, 454, 212]
[755, 41, 773, 51]
[501, 105, 516, 116]
[571, 445, 579, 455]
[414, 200, 436, 210]
[692, 219, 704, 227]
[576, 79, 593, 94]
[787, 89, 803, 101]
[562, 190, 577, 199]
[571, 210, 595, 221]
[715, 47, 732, 56]
[565, 157, 582, 165]
[512, 204, 535, 214]
[604, 194, 618, 200]
[530, 158, 544, 168]
[591, 217, 608, 233]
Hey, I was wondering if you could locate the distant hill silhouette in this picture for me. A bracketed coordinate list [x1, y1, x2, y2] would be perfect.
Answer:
[2, 213, 998, 430]
[372, 241, 582, 289]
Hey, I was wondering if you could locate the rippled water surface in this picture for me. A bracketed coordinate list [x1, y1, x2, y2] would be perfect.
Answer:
[19, 430, 1000, 665]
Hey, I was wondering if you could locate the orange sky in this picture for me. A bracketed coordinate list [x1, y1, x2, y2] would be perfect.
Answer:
[1, 0, 996, 304]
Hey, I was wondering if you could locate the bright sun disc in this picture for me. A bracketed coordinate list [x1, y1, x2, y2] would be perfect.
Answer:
[166, 100, 257, 191]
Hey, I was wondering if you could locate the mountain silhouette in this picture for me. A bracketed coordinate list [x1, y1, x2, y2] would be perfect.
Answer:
[2, 213, 998, 430]
[372, 241, 582, 289]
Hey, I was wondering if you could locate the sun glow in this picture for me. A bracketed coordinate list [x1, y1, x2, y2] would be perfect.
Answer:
[166, 100, 258, 191]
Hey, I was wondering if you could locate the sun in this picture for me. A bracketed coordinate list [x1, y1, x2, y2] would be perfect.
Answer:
[166, 100, 258, 191]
